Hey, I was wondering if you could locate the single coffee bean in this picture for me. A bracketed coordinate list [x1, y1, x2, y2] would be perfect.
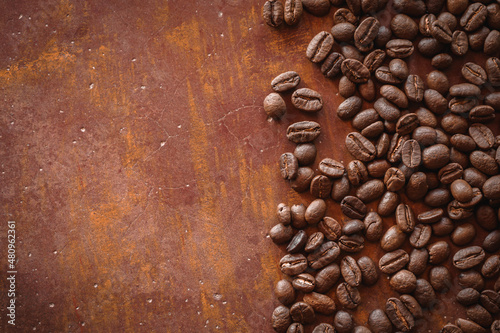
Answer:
[356, 179, 384, 203]
[471, 151, 499, 176]
[277, 203, 292, 225]
[291, 204, 307, 229]
[334, 310, 355, 333]
[432, 217, 455, 236]
[305, 232, 325, 253]
[305, 199, 326, 225]
[341, 196, 367, 219]
[481, 255, 500, 279]
[318, 158, 344, 178]
[342, 219, 364, 235]
[310, 175, 333, 198]
[381, 225, 406, 252]
[374, 97, 401, 122]
[386, 297, 415, 331]
[405, 74, 424, 102]
[347, 160, 368, 186]
[359, 80, 376, 102]
[431, 19, 453, 43]
[338, 96, 364, 121]
[451, 179, 474, 203]
[376, 133, 390, 158]
[321, 52, 345, 78]
[424, 188, 452, 207]
[442, 113, 469, 134]
[290, 302, 315, 324]
[375, 25, 392, 47]
[457, 288, 481, 306]
[469, 124, 495, 150]
[331, 23, 356, 42]
[270, 223, 294, 244]
[451, 223, 476, 246]
[294, 143, 317, 166]
[280, 253, 308, 276]
[456, 318, 488, 333]
[451, 134, 477, 153]
[391, 14, 419, 40]
[464, 167, 488, 188]
[308, 241, 341, 270]
[364, 212, 383, 242]
[424, 89, 448, 115]
[450, 83, 482, 97]
[493, 320, 500, 333]
[397, 114, 419, 136]
[406, 172, 429, 201]
[429, 266, 452, 292]
[352, 108, 380, 131]
[401, 294, 423, 319]
[480, 290, 500, 314]
[288, 323, 304, 333]
[431, 53, 453, 69]
[315, 263, 340, 293]
[466, 304, 493, 328]
[456, 188, 482, 209]
[306, 31, 334, 63]
[275, 279, 296, 306]
[394, 203, 416, 233]
[438, 11, 457, 30]
[272, 71, 301, 92]
[264, 92, 287, 119]
[419, 14, 436, 36]
[301, 0, 330, 16]
[462, 62, 487, 85]
[451, 30, 469, 56]
[401, 139, 421, 168]
[364, 49, 386, 72]
[336, 282, 361, 309]
[368, 309, 392, 333]
[355, 17, 380, 47]
[375, 66, 403, 84]
[470, 26, 491, 52]
[287, 121, 321, 143]
[378, 191, 400, 217]
[311, 323, 334, 333]
[410, 224, 432, 249]
[341, 59, 370, 84]
[469, 105, 495, 123]
[484, 230, 500, 253]
[454, 246, 486, 270]
[386, 39, 414, 58]
[418, 208, 444, 224]
[408, 248, 429, 276]
[284, 0, 303, 25]
[341, 256, 362, 287]
[414, 278, 437, 308]
[339, 75, 357, 98]
[331, 175, 350, 202]
[390, 269, 417, 293]
[303, 292, 336, 315]
[287, 230, 308, 253]
[422, 144, 450, 169]
[460, 3, 488, 32]
[485, 30, 500, 55]
[346, 132, 376, 162]
[279, 153, 299, 180]
[263, 0, 284, 27]
[459, 270, 486, 291]
[476, 205, 498, 231]
[418, 37, 446, 57]
[380, 85, 408, 108]
[379, 249, 409, 274]
[333, 8, 357, 24]
[339, 234, 365, 253]
[428, 241, 451, 264]
[293, 273, 316, 293]
[341, 44, 364, 61]
[387, 134, 408, 164]
[292, 88, 323, 112]
[318, 217, 342, 241]
[272, 305, 292, 333]
[485, 92, 500, 111]
[356, 256, 378, 286]
[392, 0, 426, 16]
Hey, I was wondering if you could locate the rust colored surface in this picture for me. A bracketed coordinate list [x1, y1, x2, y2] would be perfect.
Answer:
[0, 0, 498, 332]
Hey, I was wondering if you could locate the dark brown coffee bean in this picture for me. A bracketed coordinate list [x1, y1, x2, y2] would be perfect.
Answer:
[339, 234, 365, 253]
[270, 223, 294, 244]
[461, 3, 488, 31]
[336, 282, 360, 309]
[342, 219, 364, 235]
[318, 158, 344, 179]
[356, 179, 384, 203]
[386, 297, 415, 331]
[369, 309, 392, 333]
[387, 39, 414, 58]
[275, 279, 296, 306]
[471, 151, 499, 176]
[306, 31, 334, 63]
[476, 205, 498, 231]
[364, 212, 383, 242]
[450, 179, 473, 203]
[381, 225, 407, 252]
[406, 172, 428, 201]
[467, 304, 493, 328]
[447, 0, 468, 14]
[488, 3, 500, 29]
[277, 203, 292, 225]
[354, 256, 378, 286]
[448, 199, 474, 219]
[449, 96, 479, 114]
[291, 204, 307, 229]
[454, 246, 486, 270]
[292, 88, 323, 112]
[424, 89, 448, 115]
[383, 167, 404, 191]
[334, 310, 355, 333]
[280, 153, 299, 180]
[391, 14, 419, 40]
[290, 302, 315, 324]
[347, 160, 369, 186]
[426, 70, 449, 95]
[469, 124, 495, 150]
[341, 256, 362, 287]
[375, 66, 403, 84]
[485, 30, 500, 55]
[457, 288, 481, 306]
[358, 79, 376, 102]
[469, 105, 495, 123]
[264, 93, 286, 118]
[303, 292, 336, 316]
[287, 121, 321, 143]
[346, 132, 376, 162]
[380, 85, 408, 109]
[451, 134, 477, 153]
[410, 224, 432, 249]
[394, 203, 415, 233]
[280, 254, 308, 276]
[315, 263, 340, 293]
[294, 143, 316, 166]
[428, 241, 451, 264]
[442, 114, 469, 135]
[288, 323, 304, 333]
[308, 241, 341, 270]
[460, 270, 486, 292]
[480, 290, 500, 314]
[432, 217, 454, 236]
[353, 109, 379, 131]
[379, 249, 409, 274]
[413, 125, 437, 144]
[378, 191, 400, 217]
[287, 230, 308, 254]
[431, 53, 453, 69]
[361, 120, 384, 138]
[341, 43, 364, 61]
[456, 318, 488, 333]
[450, 83, 482, 97]
[481, 255, 500, 279]
[302, 0, 330, 16]
[484, 230, 500, 253]
[321, 52, 345, 78]
[355, 17, 380, 47]
[402, 294, 424, 319]
[337, 96, 363, 120]
[331, 23, 356, 42]
[461, 62, 487, 85]
[339, 75, 357, 98]
[424, 188, 451, 207]
[331, 175, 350, 202]
[364, 49, 386, 72]
[272, 305, 292, 333]
[396, 114, 419, 136]
[341, 59, 370, 84]
[422, 144, 450, 169]
[317, 217, 341, 241]
[263, 0, 284, 27]
[401, 139, 421, 168]
[451, 30, 469, 56]
[333, 8, 357, 24]
[414, 279, 437, 308]
[305, 232, 325, 253]
[392, 0, 426, 16]
[374, 97, 401, 122]
[417, 208, 444, 224]
[493, 320, 500, 333]
[390, 270, 417, 293]
[408, 248, 429, 276]
[485, 92, 500, 111]
[419, 14, 436, 36]
[305, 199, 327, 225]
[272, 71, 301, 92]
[430, 266, 452, 293]
[405, 74, 424, 102]
[293, 273, 316, 293]
[451, 223, 476, 246]
[284, 0, 303, 25]
[418, 37, 446, 57]
[483, 175, 500, 200]
[431, 19, 453, 43]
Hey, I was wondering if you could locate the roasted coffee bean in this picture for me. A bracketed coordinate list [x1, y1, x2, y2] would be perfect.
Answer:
[405, 74, 424, 102]
[451, 179, 474, 203]
[449, 96, 478, 114]
[355, 17, 380, 47]
[264, 93, 287, 118]
[429, 266, 452, 292]
[451, 223, 476, 246]
[376, 25, 392, 47]
[459, 270, 486, 291]
[305, 232, 325, 253]
[414, 278, 437, 308]
[419, 14, 436, 36]
[379, 249, 409, 274]
[287, 230, 308, 253]
[341, 44, 364, 61]
[364, 49, 386, 72]
[488, 3, 500, 29]
[462, 62, 487, 85]
[464, 168, 488, 188]
[368, 309, 393, 333]
[270, 223, 294, 244]
[401, 139, 421, 168]
[442, 113, 469, 134]
[480, 290, 500, 314]
[392, 0, 426, 16]
[374, 98, 401, 122]
[294, 143, 317, 166]
[321, 52, 345, 78]
[469, 124, 495, 150]
[380, 85, 408, 109]
[356, 179, 384, 203]
[364, 212, 384, 242]
[284, 0, 303, 25]
[311, 323, 333, 333]
[471, 151, 499, 176]
[422, 144, 450, 169]
[356, 256, 378, 286]
[338, 96, 364, 121]
[291, 167, 315, 193]
[483, 175, 500, 200]
[376, 133, 390, 159]
[353, 109, 380, 131]
[339, 75, 357, 98]
[386, 297, 415, 331]
[438, 11, 458, 29]
[484, 230, 500, 253]
[485, 92, 500, 111]
[461, 3, 488, 32]
[272, 305, 292, 333]
[404, 171, 427, 201]
[432, 217, 455, 236]
[280, 254, 308, 276]
[272, 71, 301, 92]
[339, 234, 365, 253]
[280, 153, 299, 180]
[450, 83, 481, 97]
[417, 208, 444, 224]
[431, 19, 453, 43]
[287, 121, 321, 143]
[381, 225, 406, 252]
[469, 26, 491, 51]
[342, 219, 365, 235]
[303, 292, 336, 315]
[432, 53, 453, 69]
[336, 282, 361, 309]
[352, 326, 371, 333]
[347, 160, 368, 186]
[334, 310, 355, 333]
[277, 203, 292, 225]
[318, 217, 342, 241]
[306, 31, 334, 63]
[290, 302, 315, 324]
[386, 39, 414, 58]
[390, 269, 417, 293]
[457, 288, 481, 306]
[427, 71, 449, 95]
[424, 89, 448, 115]
[396, 114, 419, 136]
[288, 323, 304, 333]
[456, 318, 488, 333]
[358, 80, 376, 102]
[456, 187, 482, 209]
[341, 196, 367, 220]
[378, 191, 400, 216]
[493, 320, 500, 333]
[291, 204, 307, 229]
[292, 88, 323, 112]
[263, 0, 284, 28]
[308, 241, 341, 270]
[410, 224, 432, 249]
[301, 0, 330, 16]
[401, 294, 423, 319]
[332, 175, 351, 202]
[418, 37, 446, 57]
[305, 199, 327, 225]
[485, 30, 500, 55]
[466, 304, 493, 328]
[453, 246, 486, 270]
[476, 205, 498, 231]
[394, 203, 415, 233]
[424, 188, 451, 207]
[346, 132, 377, 162]
[447, 0, 468, 14]
[391, 14, 419, 40]
[275, 279, 296, 306]
[451, 149, 471, 171]
[341, 256, 362, 287]
[428, 241, 451, 265]
[333, 8, 357, 25]
[331, 23, 356, 42]
[481, 255, 500, 279]
[315, 263, 340, 293]
[387, 134, 408, 164]
[376, 66, 403, 84]
[341, 59, 370, 84]
[310, 175, 333, 198]
[450, 30, 469, 56]
[318, 158, 344, 178]
[293, 273, 316, 293]
[451, 135, 477, 153]
[469, 105, 495, 123]
[408, 248, 429, 276]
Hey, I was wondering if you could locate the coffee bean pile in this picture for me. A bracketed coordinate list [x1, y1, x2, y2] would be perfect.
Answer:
[263, 0, 500, 332]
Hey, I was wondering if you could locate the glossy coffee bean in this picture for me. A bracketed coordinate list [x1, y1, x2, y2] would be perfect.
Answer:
[364, 212, 384, 242]
[280, 254, 308, 276]
[270, 223, 294, 244]
[318, 217, 342, 241]
[390, 269, 417, 293]
[457, 288, 481, 306]
[307, 241, 341, 270]
[379, 249, 409, 275]
[294, 143, 317, 166]
[292, 88, 323, 112]
[341, 256, 362, 287]
[287, 121, 321, 143]
[428, 241, 451, 265]
[368, 309, 392, 333]
[272, 71, 301, 92]
[409, 224, 431, 249]
[408, 248, 429, 276]
[381, 225, 406, 252]
[272, 305, 292, 333]
[315, 263, 340, 293]
[341, 196, 367, 219]
[336, 283, 361, 309]
[293, 273, 316, 293]
[287, 230, 308, 253]
[290, 301, 315, 324]
[429, 266, 451, 292]
[275, 279, 296, 305]
[459, 270, 486, 291]
[303, 292, 336, 315]
[386, 297, 415, 331]
[454, 246, 486, 270]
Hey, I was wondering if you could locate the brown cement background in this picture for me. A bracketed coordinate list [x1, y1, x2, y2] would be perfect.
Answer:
[0, 0, 498, 332]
